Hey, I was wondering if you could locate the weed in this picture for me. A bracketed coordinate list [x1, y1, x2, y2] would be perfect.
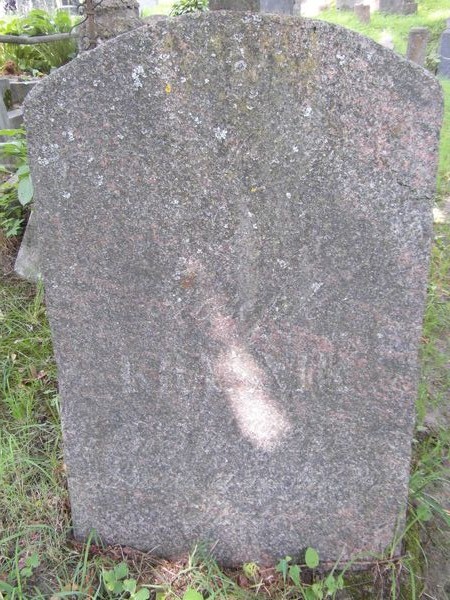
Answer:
[0, 128, 32, 238]
[170, 0, 208, 16]
[0, 9, 77, 74]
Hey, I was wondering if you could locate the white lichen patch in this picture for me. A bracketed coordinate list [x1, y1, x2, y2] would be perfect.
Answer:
[336, 53, 346, 65]
[292, 145, 299, 153]
[62, 191, 71, 199]
[132, 65, 146, 90]
[37, 143, 59, 166]
[214, 127, 227, 141]
[303, 106, 313, 118]
[234, 60, 247, 72]
[286, 192, 292, 199]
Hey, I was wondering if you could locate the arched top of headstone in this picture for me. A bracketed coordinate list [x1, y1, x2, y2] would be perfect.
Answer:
[25, 12, 442, 220]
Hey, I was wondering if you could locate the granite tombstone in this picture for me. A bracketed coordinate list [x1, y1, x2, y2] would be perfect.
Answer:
[406, 27, 429, 67]
[438, 19, 450, 79]
[24, 13, 442, 565]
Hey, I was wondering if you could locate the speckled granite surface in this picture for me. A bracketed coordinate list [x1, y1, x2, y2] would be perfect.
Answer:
[24, 12, 442, 565]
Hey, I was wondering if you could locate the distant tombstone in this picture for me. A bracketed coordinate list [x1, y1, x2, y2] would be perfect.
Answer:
[336, 0, 354, 9]
[209, 0, 294, 12]
[24, 13, 442, 565]
[77, 0, 143, 50]
[406, 27, 429, 67]
[438, 19, 450, 78]
[379, 0, 416, 13]
[354, 3, 370, 23]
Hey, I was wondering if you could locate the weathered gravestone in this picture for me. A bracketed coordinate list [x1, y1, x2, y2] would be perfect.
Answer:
[406, 27, 429, 67]
[438, 19, 450, 79]
[379, 0, 416, 13]
[24, 12, 442, 565]
[209, 0, 295, 13]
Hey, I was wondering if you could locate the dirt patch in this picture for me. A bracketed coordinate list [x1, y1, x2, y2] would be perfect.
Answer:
[0, 229, 20, 277]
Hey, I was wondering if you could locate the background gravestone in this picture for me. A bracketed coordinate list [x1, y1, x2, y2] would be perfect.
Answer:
[24, 13, 442, 565]
[406, 27, 429, 66]
[438, 19, 450, 78]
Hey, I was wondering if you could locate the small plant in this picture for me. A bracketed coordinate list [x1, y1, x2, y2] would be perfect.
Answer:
[170, 0, 208, 16]
[242, 561, 259, 579]
[102, 562, 150, 599]
[182, 589, 203, 600]
[0, 128, 32, 237]
[275, 549, 344, 599]
[0, 549, 40, 598]
[0, 9, 77, 74]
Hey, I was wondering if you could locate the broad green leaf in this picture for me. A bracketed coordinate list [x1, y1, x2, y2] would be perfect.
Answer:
[288, 564, 301, 587]
[0, 581, 15, 593]
[311, 582, 324, 599]
[26, 553, 40, 568]
[133, 589, 150, 600]
[305, 547, 319, 569]
[0, 129, 25, 136]
[16, 164, 30, 176]
[416, 503, 433, 522]
[123, 578, 137, 594]
[18, 175, 33, 206]
[275, 557, 290, 583]
[324, 574, 337, 593]
[114, 561, 128, 579]
[183, 589, 203, 600]
[304, 589, 317, 600]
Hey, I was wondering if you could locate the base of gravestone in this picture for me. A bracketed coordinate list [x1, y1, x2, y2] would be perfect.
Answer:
[14, 212, 41, 282]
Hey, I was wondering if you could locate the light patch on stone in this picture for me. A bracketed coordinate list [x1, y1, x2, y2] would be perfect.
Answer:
[234, 60, 247, 71]
[216, 345, 291, 451]
[214, 127, 227, 141]
[303, 106, 312, 117]
[292, 145, 299, 153]
[62, 191, 71, 199]
[132, 65, 145, 89]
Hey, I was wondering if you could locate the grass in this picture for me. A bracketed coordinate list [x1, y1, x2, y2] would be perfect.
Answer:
[1, 4, 450, 599]
[318, 0, 449, 71]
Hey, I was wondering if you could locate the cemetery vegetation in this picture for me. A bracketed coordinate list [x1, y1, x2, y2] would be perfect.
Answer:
[0, 9, 77, 75]
[0, 9, 449, 600]
[170, 0, 208, 16]
[318, 0, 449, 72]
[0, 128, 32, 238]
